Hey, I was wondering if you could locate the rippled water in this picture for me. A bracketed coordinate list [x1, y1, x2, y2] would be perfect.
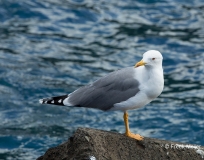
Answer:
[0, 0, 204, 159]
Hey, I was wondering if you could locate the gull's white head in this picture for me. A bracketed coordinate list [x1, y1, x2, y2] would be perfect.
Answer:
[135, 50, 163, 68]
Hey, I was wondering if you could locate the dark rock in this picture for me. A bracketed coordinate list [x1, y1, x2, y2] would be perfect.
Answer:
[37, 128, 204, 160]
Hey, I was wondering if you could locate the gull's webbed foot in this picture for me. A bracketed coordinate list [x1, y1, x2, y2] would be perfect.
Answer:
[125, 131, 144, 141]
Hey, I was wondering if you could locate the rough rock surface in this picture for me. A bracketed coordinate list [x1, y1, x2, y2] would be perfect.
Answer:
[37, 128, 204, 160]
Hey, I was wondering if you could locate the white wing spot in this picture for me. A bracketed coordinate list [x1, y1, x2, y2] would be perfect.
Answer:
[58, 99, 62, 103]
[51, 100, 54, 103]
[39, 99, 43, 104]
[44, 101, 47, 104]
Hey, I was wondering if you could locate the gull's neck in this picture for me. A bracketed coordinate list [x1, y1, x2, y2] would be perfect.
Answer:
[142, 64, 164, 99]
[145, 65, 164, 84]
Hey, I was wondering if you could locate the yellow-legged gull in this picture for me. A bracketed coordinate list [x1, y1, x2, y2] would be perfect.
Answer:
[39, 50, 164, 141]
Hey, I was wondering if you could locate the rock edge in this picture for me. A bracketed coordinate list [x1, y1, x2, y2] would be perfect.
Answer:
[37, 128, 204, 160]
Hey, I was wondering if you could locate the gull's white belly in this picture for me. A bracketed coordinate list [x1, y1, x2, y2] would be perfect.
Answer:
[109, 67, 164, 112]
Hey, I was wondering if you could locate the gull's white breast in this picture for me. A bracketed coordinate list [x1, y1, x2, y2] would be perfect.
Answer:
[110, 66, 164, 111]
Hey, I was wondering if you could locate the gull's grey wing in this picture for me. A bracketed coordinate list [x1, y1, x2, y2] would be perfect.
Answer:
[68, 67, 140, 111]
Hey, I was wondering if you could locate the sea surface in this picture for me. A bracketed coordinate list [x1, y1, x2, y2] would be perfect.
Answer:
[0, 0, 204, 159]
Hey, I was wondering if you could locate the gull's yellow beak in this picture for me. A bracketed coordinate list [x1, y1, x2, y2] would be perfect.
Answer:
[135, 60, 146, 68]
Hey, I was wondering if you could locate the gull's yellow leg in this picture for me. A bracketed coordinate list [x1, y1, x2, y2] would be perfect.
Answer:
[123, 111, 143, 141]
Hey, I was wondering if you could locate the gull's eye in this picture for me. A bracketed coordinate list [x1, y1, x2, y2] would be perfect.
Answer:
[152, 58, 155, 60]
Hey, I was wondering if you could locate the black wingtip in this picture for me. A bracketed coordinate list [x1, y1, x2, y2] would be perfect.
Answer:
[39, 95, 68, 106]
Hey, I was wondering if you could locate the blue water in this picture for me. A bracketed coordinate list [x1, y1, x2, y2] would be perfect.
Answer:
[0, 0, 204, 159]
